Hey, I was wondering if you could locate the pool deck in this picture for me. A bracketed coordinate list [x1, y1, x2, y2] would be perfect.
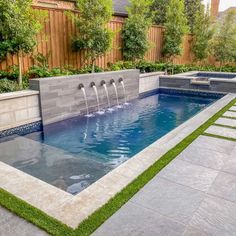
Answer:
[94, 109, 236, 235]
[0, 96, 236, 235]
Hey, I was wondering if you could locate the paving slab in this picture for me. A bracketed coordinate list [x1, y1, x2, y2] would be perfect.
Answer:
[208, 172, 236, 203]
[223, 111, 236, 118]
[215, 117, 236, 127]
[190, 135, 236, 154]
[0, 206, 48, 236]
[205, 125, 236, 139]
[229, 106, 236, 112]
[93, 202, 185, 236]
[158, 159, 218, 192]
[188, 195, 236, 235]
[177, 144, 230, 170]
[130, 177, 205, 224]
[222, 147, 236, 176]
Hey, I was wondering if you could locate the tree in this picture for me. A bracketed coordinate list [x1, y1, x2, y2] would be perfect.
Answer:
[211, 9, 236, 68]
[72, 0, 113, 73]
[184, 0, 202, 33]
[162, 0, 189, 62]
[121, 0, 153, 61]
[191, 4, 213, 62]
[152, 0, 169, 25]
[0, 0, 45, 85]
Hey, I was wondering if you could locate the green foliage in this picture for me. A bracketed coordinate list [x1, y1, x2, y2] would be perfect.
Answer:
[184, 0, 202, 33]
[121, 0, 153, 61]
[191, 4, 213, 61]
[211, 9, 236, 66]
[152, 0, 169, 25]
[0, 79, 21, 93]
[73, 0, 113, 72]
[109, 60, 236, 74]
[0, 0, 45, 58]
[162, 0, 189, 61]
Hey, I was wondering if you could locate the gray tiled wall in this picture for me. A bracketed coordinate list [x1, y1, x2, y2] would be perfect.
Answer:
[29, 70, 140, 125]
[159, 76, 236, 93]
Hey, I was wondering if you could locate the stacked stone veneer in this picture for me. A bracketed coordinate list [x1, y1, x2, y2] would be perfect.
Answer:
[30, 70, 140, 125]
[0, 91, 41, 132]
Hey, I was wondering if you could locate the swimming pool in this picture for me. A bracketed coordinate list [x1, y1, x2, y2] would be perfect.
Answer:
[0, 91, 220, 195]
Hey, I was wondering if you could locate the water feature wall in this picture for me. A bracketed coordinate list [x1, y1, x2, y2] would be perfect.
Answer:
[29, 70, 140, 125]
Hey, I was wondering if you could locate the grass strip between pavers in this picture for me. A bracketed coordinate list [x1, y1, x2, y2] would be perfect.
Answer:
[222, 116, 236, 120]
[213, 123, 236, 130]
[0, 97, 236, 236]
[203, 133, 236, 142]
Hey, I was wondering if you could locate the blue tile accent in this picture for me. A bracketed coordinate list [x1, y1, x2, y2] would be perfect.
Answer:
[0, 121, 42, 139]
[139, 88, 225, 99]
[159, 88, 225, 99]
[139, 89, 159, 98]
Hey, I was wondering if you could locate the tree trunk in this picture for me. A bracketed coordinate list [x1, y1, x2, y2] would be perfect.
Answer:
[92, 58, 96, 73]
[17, 51, 23, 87]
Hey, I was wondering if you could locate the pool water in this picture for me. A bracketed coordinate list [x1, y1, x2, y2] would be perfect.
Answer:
[0, 92, 218, 195]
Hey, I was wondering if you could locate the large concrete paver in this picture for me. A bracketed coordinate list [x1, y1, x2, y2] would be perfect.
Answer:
[158, 159, 218, 192]
[223, 111, 236, 118]
[94, 135, 236, 236]
[215, 117, 236, 127]
[205, 125, 236, 139]
[0, 206, 48, 236]
[130, 178, 205, 225]
[189, 135, 235, 154]
[208, 172, 236, 203]
[93, 201, 186, 236]
[177, 143, 230, 170]
[188, 196, 236, 235]
[229, 106, 236, 112]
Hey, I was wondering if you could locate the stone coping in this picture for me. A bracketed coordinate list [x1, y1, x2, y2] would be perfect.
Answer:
[0, 93, 235, 229]
[0, 90, 39, 101]
[168, 71, 236, 81]
[30, 69, 140, 81]
[139, 72, 165, 78]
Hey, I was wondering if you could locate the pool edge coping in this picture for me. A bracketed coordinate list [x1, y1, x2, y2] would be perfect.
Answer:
[0, 93, 236, 229]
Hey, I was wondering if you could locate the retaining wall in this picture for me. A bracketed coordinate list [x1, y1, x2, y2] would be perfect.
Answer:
[0, 90, 41, 132]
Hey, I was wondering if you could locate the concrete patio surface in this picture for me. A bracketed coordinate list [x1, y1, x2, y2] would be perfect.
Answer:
[0, 206, 47, 236]
[94, 135, 236, 236]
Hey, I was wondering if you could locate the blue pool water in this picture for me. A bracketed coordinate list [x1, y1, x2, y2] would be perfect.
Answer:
[0, 92, 219, 194]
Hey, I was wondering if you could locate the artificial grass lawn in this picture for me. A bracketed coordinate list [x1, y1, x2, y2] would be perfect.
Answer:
[203, 132, 236, 142]
[213, 123, 236, 130]
[0, 97, 236, 236]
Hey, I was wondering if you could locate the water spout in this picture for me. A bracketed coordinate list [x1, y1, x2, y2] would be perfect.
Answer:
[118, 77, 129, 105]
[101, 80, 113, 112]
[78, 83, 90, 117]
[90, 82, 104, 115]
[110, 79, 122, 108]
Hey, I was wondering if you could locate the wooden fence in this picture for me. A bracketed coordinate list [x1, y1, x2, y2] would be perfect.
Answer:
[0, 7, 193, 73]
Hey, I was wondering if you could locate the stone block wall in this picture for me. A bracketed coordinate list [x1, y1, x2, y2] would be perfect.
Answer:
[0, 91, 41, 132]
[30, 70, 140, 125]
[139, 72, 164, 94]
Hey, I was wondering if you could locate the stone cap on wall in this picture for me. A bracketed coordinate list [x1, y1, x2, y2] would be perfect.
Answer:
[0, 90, 39, 101]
